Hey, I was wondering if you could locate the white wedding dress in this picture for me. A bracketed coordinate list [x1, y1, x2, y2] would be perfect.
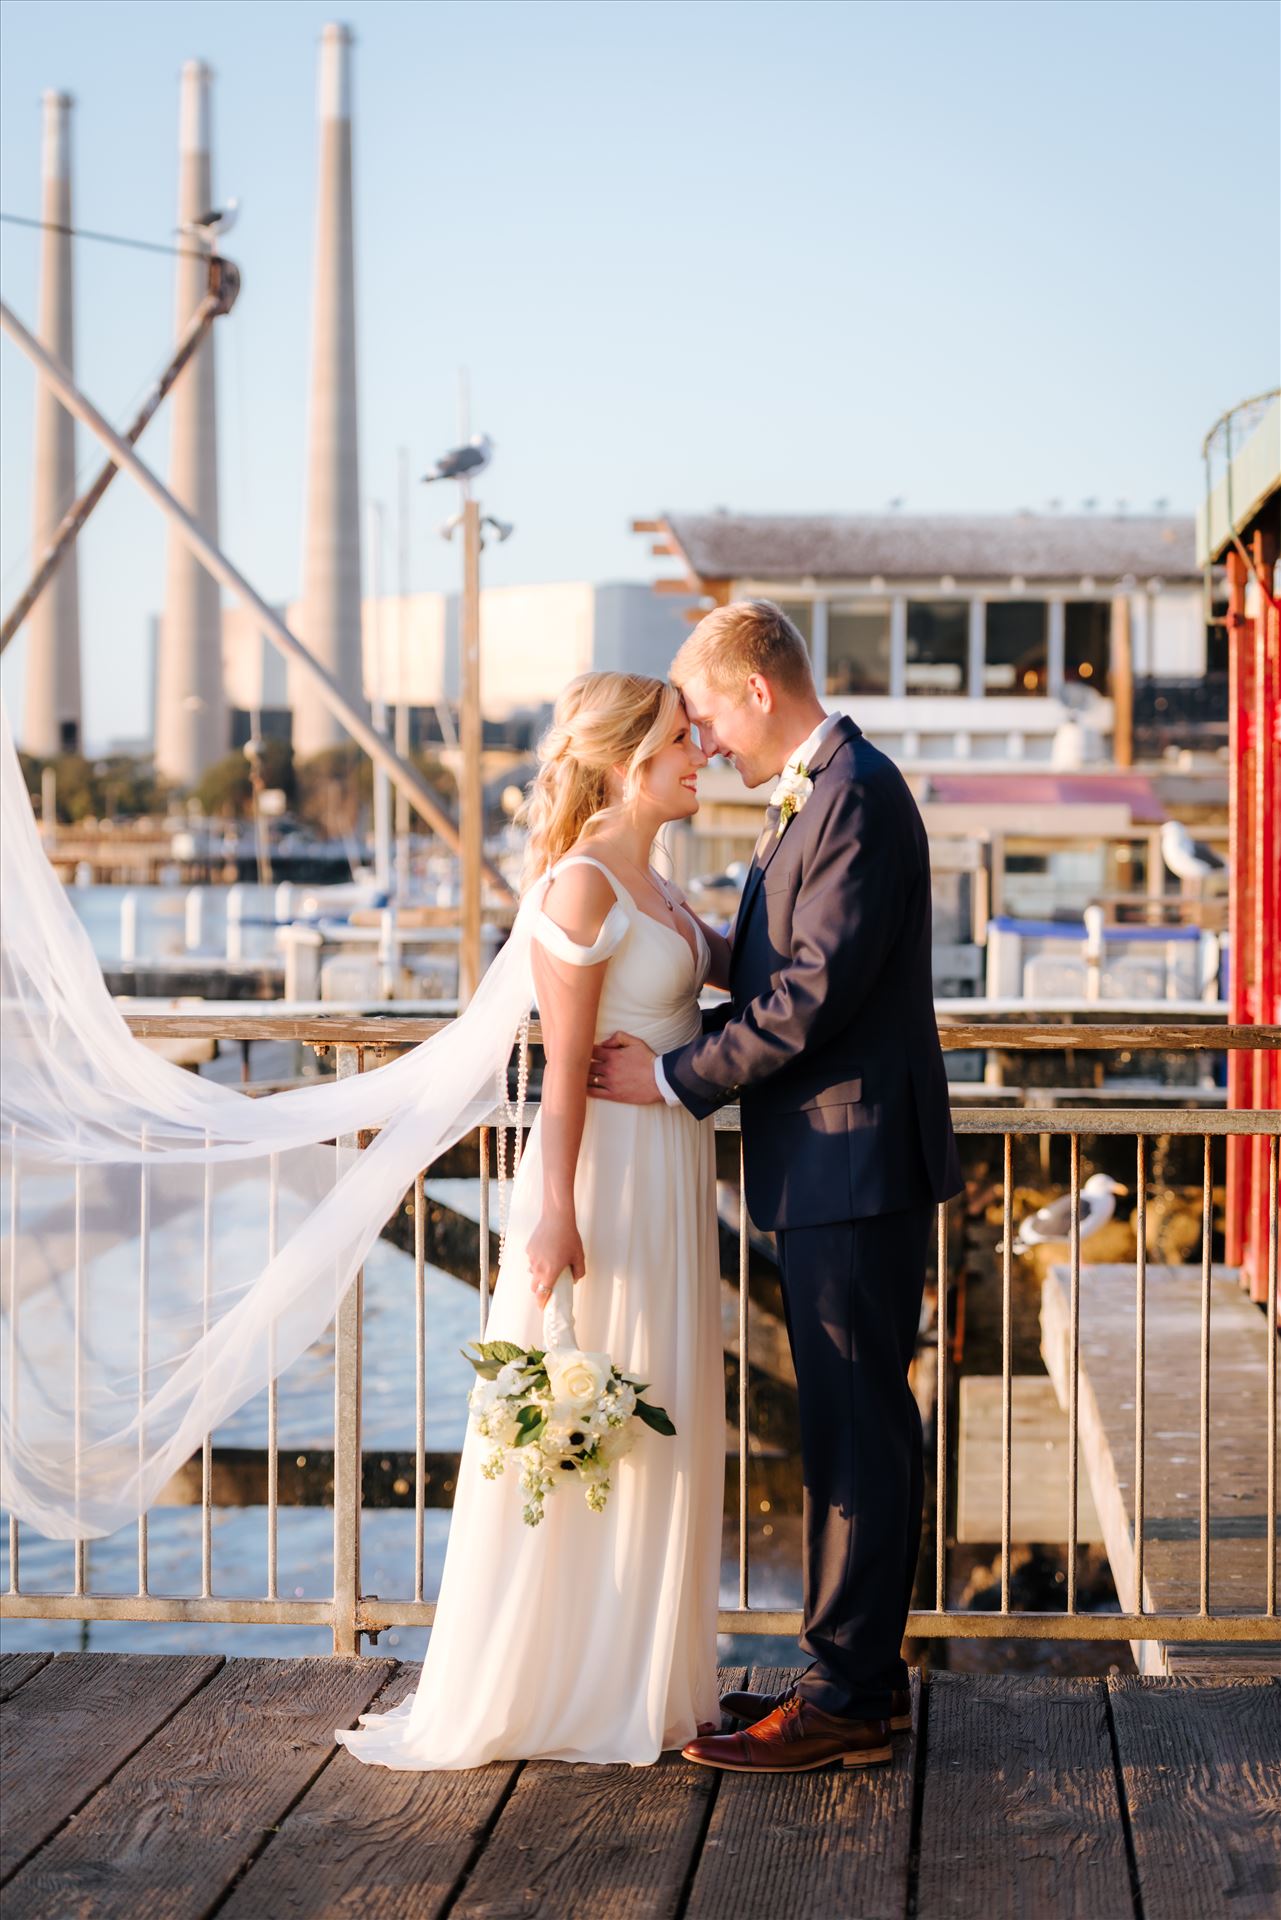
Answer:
[337, 856, 725, 1770]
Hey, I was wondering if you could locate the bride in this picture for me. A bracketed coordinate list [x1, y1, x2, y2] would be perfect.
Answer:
[0, 671, 726, 1769]
[337, 670, 731, 1770]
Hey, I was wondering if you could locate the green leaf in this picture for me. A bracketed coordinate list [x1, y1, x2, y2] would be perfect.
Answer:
[461, 1348, 502, 1379]
[476, 1340, 527, 1366]
[634, 1399, 677, 1437]
[514, 1410, 545, 1448]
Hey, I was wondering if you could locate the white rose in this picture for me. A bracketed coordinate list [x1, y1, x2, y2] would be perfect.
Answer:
[544, 1348, 611, 1410]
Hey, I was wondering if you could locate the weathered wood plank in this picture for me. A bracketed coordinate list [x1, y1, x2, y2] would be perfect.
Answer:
[0, 1651, 53, 1702]
[447, 1682, 727, 1920]
[1042, 1262, 1278, 1672]
[957, 1375, 1104, 1544]
[1109, 1674, 1281, 1920]
[915, 1673, 1133, 1919]
[3, 1654, 393, 1919]
[0, 1651, 223, 1883]
[218, 1662, 520, 1920]
[685, 1665, 917, 1920]
[449, 1760, 715, 1920]
[222, 1663, 744, 1920]
[1162, 1644, 1281, 1678]
[120, 1014, 1274, 1052]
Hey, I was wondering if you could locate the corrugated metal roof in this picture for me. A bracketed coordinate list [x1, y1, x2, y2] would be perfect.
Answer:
[662, 512, 1198, 584]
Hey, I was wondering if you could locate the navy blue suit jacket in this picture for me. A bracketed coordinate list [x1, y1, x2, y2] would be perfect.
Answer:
[662, 716, 963, 1230]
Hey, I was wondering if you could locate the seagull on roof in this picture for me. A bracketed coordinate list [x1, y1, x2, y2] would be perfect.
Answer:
[1161, 819, 1226, 882]
[178, 197, 240, 249]
[421, 433, 493, 485]
[1009, 1173, 1126, 1256]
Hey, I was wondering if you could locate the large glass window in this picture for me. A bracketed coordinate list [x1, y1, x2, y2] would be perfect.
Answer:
[1065, 602, 1110, 691]
[826, 601, 891, 695]
[775, 602, 813, 654]
[905, 601, 967, 695]
[985, 601, 1048, 696]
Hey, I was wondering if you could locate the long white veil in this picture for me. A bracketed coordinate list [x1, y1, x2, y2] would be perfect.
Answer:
[0, 699, 542, 1540]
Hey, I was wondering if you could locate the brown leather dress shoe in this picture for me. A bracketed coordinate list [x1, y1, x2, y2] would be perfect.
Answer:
[720, 1682, 911, 1732]
[682, 1696, 892, 1773]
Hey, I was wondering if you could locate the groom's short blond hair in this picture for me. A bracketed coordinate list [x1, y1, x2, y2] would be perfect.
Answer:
[671, 599, 814, 697]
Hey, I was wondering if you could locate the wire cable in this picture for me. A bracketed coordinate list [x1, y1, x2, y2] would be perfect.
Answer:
[0, 210, 208, 263]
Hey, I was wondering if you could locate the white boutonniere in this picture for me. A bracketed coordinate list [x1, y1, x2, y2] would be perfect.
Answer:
[769, 758, 814, 837]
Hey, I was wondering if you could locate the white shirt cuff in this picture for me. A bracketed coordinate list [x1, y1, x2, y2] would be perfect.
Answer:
[653, 1057, 681, 1106]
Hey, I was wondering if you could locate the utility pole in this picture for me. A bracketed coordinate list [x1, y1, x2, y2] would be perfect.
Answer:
[368, 500, 391, 893]
[425, 372, 511, 1003]
[395, 446, 411, 900]
[459, 497, 483, 1005]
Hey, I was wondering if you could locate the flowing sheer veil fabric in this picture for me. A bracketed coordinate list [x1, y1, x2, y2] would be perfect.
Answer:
[0, 700, 543, 1540]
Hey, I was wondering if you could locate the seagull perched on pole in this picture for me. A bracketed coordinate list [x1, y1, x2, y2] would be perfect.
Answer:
[421, 433, 493, 486]
[1008, 1173, 1127, 1256]
[1160, 819, 1226, 883]
[178, 197, 240, 249]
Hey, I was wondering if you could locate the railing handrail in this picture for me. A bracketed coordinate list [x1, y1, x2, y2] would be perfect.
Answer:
[6, 1035, 1277, 1658]
[118, 1012, 1281, 1051]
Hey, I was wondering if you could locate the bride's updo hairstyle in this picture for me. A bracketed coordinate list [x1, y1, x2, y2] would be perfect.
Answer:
[518, 671, 682, 890]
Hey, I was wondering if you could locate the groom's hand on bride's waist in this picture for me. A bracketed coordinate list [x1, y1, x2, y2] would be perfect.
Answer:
[588, 1032, 661, 1104]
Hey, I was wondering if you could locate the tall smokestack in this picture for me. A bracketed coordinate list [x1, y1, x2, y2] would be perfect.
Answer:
[23, 90, 83, 758]
[155, 58, 226, 786]
[292, 21, 364, 758]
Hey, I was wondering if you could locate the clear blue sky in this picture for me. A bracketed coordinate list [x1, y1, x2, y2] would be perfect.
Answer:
[1, 0, 1276, 747]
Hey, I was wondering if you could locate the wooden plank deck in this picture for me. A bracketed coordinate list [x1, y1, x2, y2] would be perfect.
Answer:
[956, 1376, 1105, 1544]
[1041, 1262, 1280, 1676]
[1, 1655, 1276, 1919]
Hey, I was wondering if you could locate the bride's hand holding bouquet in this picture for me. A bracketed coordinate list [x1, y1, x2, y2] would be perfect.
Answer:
[526, 1206, 585, 1306]
[464, 1269, 675, 1526]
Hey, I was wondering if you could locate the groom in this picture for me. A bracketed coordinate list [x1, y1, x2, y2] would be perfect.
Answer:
[590, 598, 962, 1772]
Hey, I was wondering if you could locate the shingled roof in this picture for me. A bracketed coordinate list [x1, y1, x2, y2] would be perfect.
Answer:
[661, 512, 1198, 584]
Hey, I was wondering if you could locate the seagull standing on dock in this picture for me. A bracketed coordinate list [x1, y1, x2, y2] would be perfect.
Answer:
[421, 433, 494, 486]
[1011, 1172, 1126, 1255]
[178, 197, 240, 249]
[1160, 820, 1226, 883]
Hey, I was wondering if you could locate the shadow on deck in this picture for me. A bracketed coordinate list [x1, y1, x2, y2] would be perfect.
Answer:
[1, 1654, 1278, 1918]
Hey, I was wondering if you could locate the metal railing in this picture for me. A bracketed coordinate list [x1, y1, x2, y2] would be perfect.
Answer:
[2, 1019, 1277, 1656]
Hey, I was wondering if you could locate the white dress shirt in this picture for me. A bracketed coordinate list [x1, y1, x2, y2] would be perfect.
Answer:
[653, 711, 843, 1106]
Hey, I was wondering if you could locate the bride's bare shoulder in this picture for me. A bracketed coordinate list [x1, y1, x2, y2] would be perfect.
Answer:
[541, 854, 619, 944]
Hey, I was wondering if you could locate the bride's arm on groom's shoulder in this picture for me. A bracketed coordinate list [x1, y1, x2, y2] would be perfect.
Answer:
[526, 864, 618, 1300]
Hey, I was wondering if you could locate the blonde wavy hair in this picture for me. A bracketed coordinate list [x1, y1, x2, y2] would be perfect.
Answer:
[517, 671, 683, 891]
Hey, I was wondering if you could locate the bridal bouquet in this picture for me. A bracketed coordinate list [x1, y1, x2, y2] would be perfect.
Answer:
[463, 1275, 675, 1525]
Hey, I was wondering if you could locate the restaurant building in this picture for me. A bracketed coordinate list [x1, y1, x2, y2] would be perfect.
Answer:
[635, 510, 1210, 770]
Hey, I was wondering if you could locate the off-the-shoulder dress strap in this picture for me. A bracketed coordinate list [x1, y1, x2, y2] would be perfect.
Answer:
[533, 855, 631, 967]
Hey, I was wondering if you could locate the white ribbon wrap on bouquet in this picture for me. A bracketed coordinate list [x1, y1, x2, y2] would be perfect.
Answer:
[541, 1270, 579, 1351]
